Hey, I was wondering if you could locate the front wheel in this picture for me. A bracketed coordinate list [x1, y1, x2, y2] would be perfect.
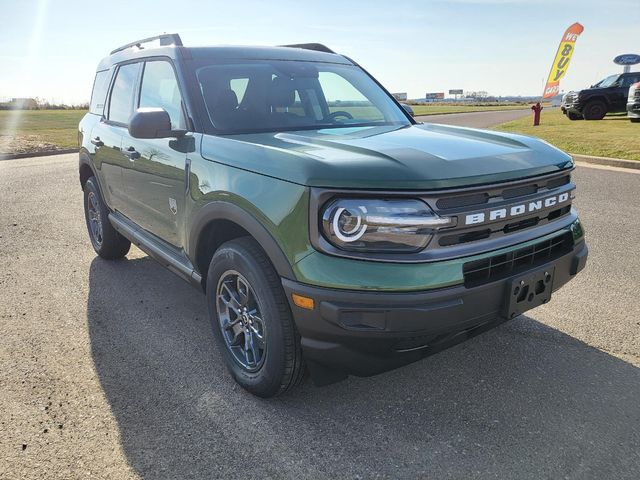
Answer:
[567, 112, 583, 121]
[630, 117, 640, 123]
[582, 100, 607, 120]
[206, 237, 305, 397]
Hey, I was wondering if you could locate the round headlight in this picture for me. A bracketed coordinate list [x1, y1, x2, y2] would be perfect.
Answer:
[321, 198, 454, 253]
[333, 206, 367, 242]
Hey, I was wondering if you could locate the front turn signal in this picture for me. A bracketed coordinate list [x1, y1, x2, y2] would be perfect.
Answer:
[292, 293, 315, 310]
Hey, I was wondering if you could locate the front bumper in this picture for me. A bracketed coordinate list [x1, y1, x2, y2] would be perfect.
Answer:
[283, 239, 587, 385]
[565, 103, 584, 115]
[628, 103, 640, 119]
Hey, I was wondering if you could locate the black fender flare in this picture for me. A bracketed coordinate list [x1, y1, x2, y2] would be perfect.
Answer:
[78, 150, 98, 187]
[583, 95, 609, 107]
[188, 201, 296, 280]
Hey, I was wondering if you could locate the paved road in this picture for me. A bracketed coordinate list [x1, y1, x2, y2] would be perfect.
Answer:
[1, 150, 639, 478]
[417, 108, 530, 128]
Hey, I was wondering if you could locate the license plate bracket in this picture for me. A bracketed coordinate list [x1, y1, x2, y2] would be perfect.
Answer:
[504, 266, 555, 319]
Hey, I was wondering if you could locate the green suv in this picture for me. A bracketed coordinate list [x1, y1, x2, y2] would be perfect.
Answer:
[79, 34, 588, 397]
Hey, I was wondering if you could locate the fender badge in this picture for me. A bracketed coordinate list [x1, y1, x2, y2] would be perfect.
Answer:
[169, 197, 178, 215]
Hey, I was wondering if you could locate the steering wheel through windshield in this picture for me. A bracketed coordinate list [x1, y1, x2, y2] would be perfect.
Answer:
[325, 110, 354, 123]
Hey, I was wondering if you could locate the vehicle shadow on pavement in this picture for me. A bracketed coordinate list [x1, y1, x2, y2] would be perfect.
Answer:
[87, 256, 640, 479]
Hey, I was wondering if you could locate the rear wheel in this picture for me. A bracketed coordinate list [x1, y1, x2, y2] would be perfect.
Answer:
[582, 100, 607, 120]
[83, 176, 131, 259]
[206, 237, 305, 397]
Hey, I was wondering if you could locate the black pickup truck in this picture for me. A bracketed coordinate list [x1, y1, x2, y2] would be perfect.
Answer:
[561, 72, 640, 120]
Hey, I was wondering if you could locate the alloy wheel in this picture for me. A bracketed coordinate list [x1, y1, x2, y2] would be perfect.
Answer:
[87, 191, 103, 247]
[216, 270, 267, 371]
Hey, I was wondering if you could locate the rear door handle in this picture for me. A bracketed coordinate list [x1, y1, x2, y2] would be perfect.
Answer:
[91, 137, 104, 147]
[122, 146, 140, 161]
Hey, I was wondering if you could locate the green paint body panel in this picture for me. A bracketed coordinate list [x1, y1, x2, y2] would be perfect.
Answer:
[186, 134, 313, 267]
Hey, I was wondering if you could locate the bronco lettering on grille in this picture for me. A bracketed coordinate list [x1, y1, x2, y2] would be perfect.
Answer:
[464, 192, 571, 226]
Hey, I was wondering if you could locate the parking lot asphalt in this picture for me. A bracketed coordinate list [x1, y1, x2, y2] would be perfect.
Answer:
[1, 148, 639, 478]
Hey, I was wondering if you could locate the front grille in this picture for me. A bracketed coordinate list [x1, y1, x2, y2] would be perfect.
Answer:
[431, 173, 574, 250]
[564, 92, 578, 104]
[437, 204, 572, 247]
[435, 174, 570, 211]
[462, 232, 573, 288]
[436, 192, 489, 209]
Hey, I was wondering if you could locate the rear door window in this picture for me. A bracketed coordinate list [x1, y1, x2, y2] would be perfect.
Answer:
[108, 63, 140, 124]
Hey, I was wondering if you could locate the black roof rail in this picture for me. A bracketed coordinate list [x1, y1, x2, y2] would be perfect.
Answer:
[110, 33, 183, 55]
[280, 43, 335, 54]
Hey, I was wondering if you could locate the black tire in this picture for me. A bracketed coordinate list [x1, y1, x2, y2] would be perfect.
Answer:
[630, 118, 640, 123]
[83, 176, 131, 259]
[206, 237, 305, 397]
[582, 100, 607, 120]
[567, 112, 583, 121]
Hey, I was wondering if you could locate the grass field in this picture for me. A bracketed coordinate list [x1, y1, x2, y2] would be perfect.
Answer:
[493, 108, 640, 161]
[0, 109, 86, 154]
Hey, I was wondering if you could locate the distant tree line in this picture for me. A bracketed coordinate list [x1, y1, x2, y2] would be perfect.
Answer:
[0, 97, 89, 110]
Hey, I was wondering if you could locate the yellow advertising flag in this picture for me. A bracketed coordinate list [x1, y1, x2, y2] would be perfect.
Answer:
[543, 23, 584, 99]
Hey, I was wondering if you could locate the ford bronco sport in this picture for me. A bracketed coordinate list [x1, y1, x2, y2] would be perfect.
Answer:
[79, 34, 588, 397]
[561, 71, 640, 120]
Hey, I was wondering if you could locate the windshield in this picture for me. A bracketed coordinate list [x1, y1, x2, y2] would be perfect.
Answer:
[594, 75, 620, 88]
[194, 60, 410, 134]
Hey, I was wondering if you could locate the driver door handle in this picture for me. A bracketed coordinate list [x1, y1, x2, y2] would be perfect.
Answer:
[122, 146, 140, 161]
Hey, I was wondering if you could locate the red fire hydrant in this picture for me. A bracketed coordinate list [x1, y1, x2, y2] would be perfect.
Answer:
[531, 102, 543, 126]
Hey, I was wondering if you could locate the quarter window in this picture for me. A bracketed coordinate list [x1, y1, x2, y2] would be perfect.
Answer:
[108, 63, 140, 124]
[139, 61, 185, 130]
[90, 70, 112, 115]
[230, 78, 249, 103]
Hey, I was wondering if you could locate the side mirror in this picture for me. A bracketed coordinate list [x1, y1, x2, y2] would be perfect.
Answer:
[400, 103, 415, 117]
[128, 107, 186, 139]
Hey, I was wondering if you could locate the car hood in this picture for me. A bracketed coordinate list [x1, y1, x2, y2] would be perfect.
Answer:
[200, 124, 573, 190]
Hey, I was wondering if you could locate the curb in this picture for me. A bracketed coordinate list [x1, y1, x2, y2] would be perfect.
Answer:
[0, 148, 78, 161]
[571, 154, 640, 171]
